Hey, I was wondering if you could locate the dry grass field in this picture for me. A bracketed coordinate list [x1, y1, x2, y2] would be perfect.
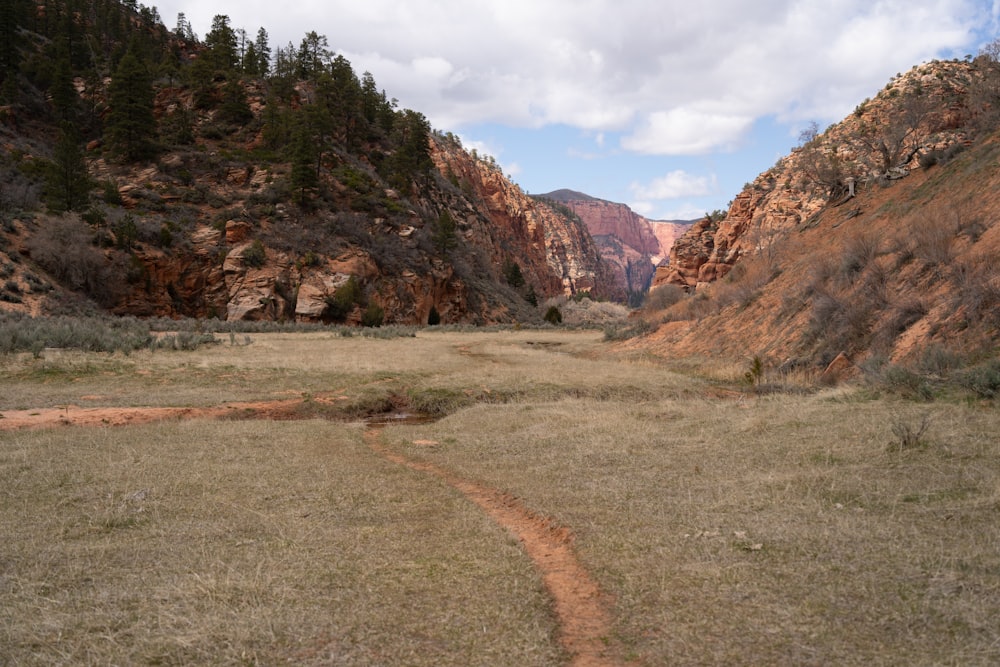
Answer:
[2, 329, 999, 665]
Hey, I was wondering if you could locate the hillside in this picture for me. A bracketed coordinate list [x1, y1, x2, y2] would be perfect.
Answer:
[537, 190, 691, 304]
[0, 2, 613, 325]
[638, 57, 1000, 372]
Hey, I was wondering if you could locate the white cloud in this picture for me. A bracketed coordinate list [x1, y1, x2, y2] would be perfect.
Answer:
[158, 0, 987, 166]
[630, 171, 717, 201]
[630, 200, 655, 217]
[622, 110, 753, 156]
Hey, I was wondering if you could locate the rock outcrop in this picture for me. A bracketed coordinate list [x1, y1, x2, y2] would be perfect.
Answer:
[637, 59, 1000, 366]
[432, 145, 615, 301]
[654, 60, 975, 292]
[540, 190, 691, 299]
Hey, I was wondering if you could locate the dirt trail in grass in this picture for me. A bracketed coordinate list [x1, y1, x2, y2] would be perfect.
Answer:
[0, 401, 624, 665]
[365, 427, 623, 667]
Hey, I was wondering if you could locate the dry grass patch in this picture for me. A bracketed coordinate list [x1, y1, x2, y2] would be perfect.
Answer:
[0, 419, 563, 665]
[388, 394, 1000, 665]
[7, 328, 997, 664]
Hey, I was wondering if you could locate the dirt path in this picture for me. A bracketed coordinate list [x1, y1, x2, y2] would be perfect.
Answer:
[365, 428, 623, 667]
[0, 401, 624, 665]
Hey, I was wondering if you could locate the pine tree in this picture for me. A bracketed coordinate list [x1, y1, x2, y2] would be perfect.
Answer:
[50, 53, 77, 119]
[255, 27, 271, 76]
[290, 117, 318, 205]
[44, 121, 93, 212]
[106, 42, 157, 161]
[262, 94, 290, 149]
[219, 77, 252, 126]
[433, 211, 458, 255]
[0, 0, 29, 88]
[296, 31, 330, 80]
[204, 15, 238, 74]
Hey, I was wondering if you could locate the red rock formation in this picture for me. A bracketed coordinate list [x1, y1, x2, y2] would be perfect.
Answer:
[655, 60, 976, 293]
[431, 141, 614, 300]
[564, 199, 661, 256]
[541, 191, 690, 298]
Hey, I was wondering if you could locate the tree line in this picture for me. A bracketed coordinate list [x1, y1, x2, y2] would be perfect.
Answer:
[1, 0, 435, 211]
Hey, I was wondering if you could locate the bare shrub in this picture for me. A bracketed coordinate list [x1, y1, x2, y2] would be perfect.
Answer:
[642, 284, 685, 313]
[859, 261, 891, 307]
[807, 286, 876, 360]
[909, 208, 958, 267]
[888, 414, 932, 451]
[838, 231, 881, 284]
[872, 299, 927, 353]
[25, 215, 117, 305]
[716, 258, 777, 308]
[950, 252, 1000, 328]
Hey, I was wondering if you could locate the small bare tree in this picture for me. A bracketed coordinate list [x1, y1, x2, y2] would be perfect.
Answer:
[855, 89, 939, 176]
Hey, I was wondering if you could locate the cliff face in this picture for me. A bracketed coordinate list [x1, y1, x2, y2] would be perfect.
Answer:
[565, 199, 661, 256]
[102, 138, 614, 324]
[655, 60, 975, 291]
[431, 144, 614, 301]
[1, 97, 613, 326]
[638, 58, 1000, 366]
[540, 191, 690, 299]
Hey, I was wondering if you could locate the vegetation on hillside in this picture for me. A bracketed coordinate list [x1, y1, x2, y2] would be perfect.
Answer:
[639, 48, 1000, 382]
[0, 0, 572, 325]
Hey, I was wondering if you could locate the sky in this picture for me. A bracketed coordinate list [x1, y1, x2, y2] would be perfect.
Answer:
[153, 1, 999, 220]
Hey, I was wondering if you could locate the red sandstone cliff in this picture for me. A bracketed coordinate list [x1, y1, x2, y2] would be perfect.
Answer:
[539, 190, 690, 299]
[654, 60, 974, 292]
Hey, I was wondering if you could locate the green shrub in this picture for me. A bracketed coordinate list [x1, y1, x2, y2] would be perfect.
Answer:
[503, 258, 525, 288]
[958, 360, 1000, 399]
[361, 302, 385, 327]
[744, 355, 764, 386]
[427, 305, 441, 326]
[543, 305, 563, 325]
[881, 365, 934, 401]
[324, 276, 362, 321]
[242, 240, 267, 268]
[0, 313, 154, 354]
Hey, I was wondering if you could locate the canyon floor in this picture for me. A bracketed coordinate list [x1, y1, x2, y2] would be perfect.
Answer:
[2, 330, 999, 665]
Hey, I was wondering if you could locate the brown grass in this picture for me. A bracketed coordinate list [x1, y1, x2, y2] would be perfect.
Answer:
[392, 394, 1000, 665]
[3, 330, 999, 665]
[0, 419, 562, 665]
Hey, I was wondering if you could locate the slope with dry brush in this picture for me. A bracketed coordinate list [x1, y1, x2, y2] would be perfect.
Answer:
[638, 55, 1000, 385]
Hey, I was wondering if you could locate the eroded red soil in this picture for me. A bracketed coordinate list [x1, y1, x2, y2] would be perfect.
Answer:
[0, 399, 307, 430]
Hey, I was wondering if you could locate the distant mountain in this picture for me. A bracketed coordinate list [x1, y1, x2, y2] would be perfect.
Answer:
[541, 189, 600, 203]
[535, 191, 692, 303]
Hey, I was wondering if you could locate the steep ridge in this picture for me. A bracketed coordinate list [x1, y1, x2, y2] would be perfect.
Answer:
[0, 6, 614, 325]
[639, 58, 1000, 367]
[432, 142, 615, 302]
[654, 59, 978, 291]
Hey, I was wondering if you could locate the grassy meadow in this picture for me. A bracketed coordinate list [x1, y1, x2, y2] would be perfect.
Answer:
[2, 329, 998, 665]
